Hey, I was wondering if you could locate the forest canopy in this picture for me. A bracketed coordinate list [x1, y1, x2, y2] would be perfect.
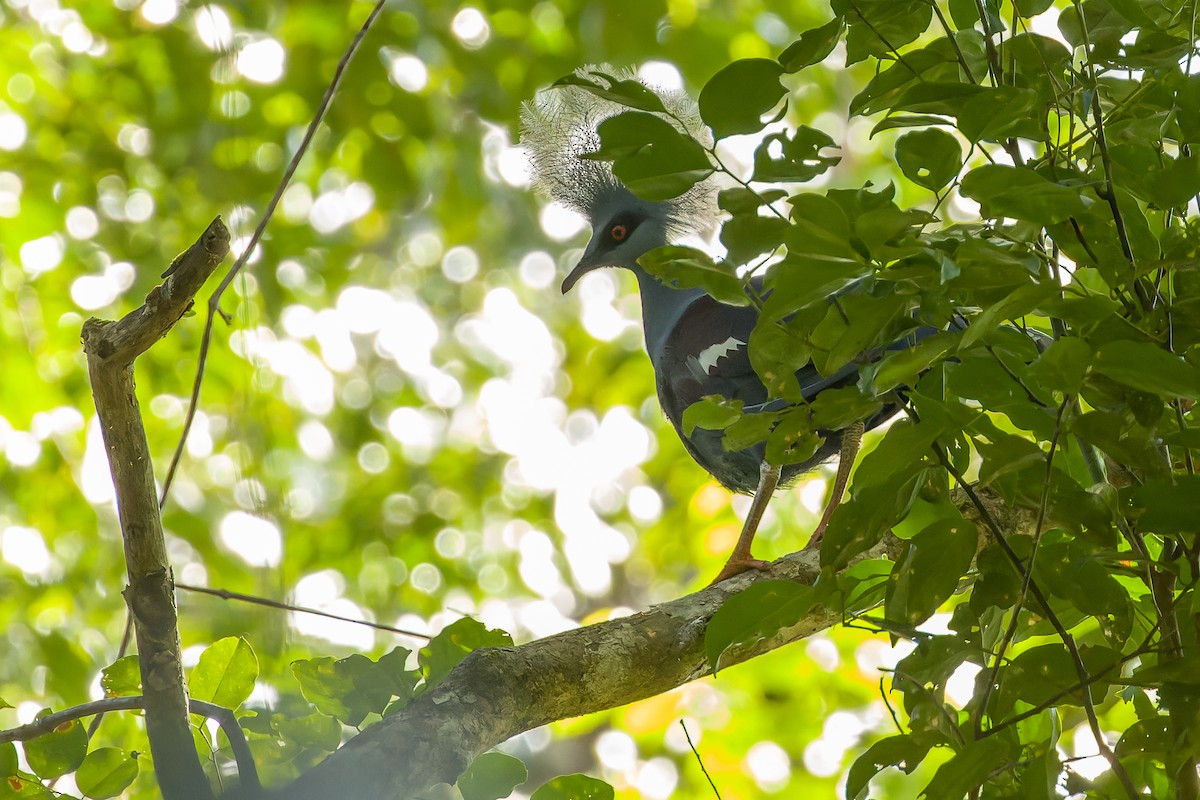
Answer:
[2, 0, 1200, 798]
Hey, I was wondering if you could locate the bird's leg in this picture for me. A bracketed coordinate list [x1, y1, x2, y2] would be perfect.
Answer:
[710, 461, 781, 584]
[808, 419, 865, 547]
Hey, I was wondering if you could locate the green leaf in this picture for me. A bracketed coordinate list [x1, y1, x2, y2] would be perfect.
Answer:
[1127, 655, 1200, 687]
[959, 165, 1090, 223]
[920, 738, 1016, 799]
[835, 0, 934, 65]
[0, 742, 17, 776]
[1124, 476, 1200, 535]
[682, 397, 744, 436]
[785, 193, 859, 259]
[552, 71, 668, 114]
[1115, 718, 1171, 761]
[752, 127, 841, 183]
[846, 735, 930, 800]
[779, 18, 845, 72]
[895, 128, 962, 191]
[99, 656, 140, 698]
[457, 752, 528, 800]
[1013, 0, 1054, 15]
[885, 517, 977, 626]
[75, 749, 138, 800]
[274, 712, 343, 751]
[956, 87, 1043, 143]
[997, 645, 1121, 713]
[639, 246, 749, 305]
[959, 282, 1058, 349]
[420, 618, 513, 688]
[749, 318, 814, 401]
[722, 409, 780, 451]
[864, 330, 961, 393]
[292, 648, 419, 726]
[762, 255, 870, 322]
[530, 774, 615, 800]
[592, 112, 713, 201]
[717, 187, 786, 213]
[705, 581, 815, 673]
[1091, 340, 1200, 400]
[1028, 337, 1092, 395]
[719, 214, 789, 265]
[189, 636, 258, 709]
[24, 716, 86, 780]
[810, 291, 908, 377]
[698, 58, 786, 139]
[921, 743, 1017, 796]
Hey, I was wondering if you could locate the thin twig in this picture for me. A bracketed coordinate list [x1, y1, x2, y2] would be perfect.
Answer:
[679, 721, 722, 800]
[177, 583, 432, 640]
[0, 696, 260, 794]
[973, 398, 1070, 738]
[160, 0, 389, 509]
[1069, 0, 1155, 313]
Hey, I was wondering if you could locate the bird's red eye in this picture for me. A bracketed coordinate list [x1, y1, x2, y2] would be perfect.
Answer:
[610, 223, 628, 242]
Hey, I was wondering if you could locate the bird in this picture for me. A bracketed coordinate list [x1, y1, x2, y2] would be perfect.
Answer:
[520, 66, 890, 583]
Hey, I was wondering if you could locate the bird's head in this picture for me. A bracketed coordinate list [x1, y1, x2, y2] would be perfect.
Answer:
[561, 191, 672, 294]
[520, 65, 717, 294]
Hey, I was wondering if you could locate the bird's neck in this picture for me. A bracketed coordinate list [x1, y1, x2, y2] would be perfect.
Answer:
[629, 265, 704, 365]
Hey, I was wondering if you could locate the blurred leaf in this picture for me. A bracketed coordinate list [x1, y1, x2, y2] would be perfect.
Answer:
[530, 774, 614, 800]
[274, 712, 342, 752]
[0, 742, 16, 776]
[75, 749, 138, 800]
[457, 752, 527, 800]
[1124, 476, 1200, 535]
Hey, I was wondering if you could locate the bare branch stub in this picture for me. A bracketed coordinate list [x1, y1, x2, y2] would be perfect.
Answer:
[81, 216, 229, 800]
[82, 216, 230, 365]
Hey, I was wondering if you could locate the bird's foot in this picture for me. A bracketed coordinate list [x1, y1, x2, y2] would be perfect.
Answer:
[708, 554, 772, 586]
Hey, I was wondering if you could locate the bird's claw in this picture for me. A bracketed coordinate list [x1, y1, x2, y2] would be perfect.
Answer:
[708, 555, 772, 586]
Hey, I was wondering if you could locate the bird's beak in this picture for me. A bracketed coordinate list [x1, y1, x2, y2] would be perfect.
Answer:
[561, 257, 594, 294]
[561, 247, 604, 294]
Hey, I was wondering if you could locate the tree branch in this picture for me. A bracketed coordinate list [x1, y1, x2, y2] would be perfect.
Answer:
[279, 534, 908, 799]
[0, 696, 258, 795]
[81, 217, 230, 800]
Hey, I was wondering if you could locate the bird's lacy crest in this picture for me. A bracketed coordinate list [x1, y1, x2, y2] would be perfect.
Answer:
[519, 63, 719, 241]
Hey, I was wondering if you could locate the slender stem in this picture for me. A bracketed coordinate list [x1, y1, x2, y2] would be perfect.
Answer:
[161, 0, 389, 508]
[680, 721, 723, 800]
[0, 696, 259, 794]
[177, 583, 431, 640]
